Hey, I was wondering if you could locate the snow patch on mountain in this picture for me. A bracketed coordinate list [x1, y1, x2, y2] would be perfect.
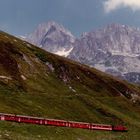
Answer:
[55, 47, 73, 57]
[111, 51, 140, 57]
[20, 36, 26, 40]
[94, 64, 118, 72]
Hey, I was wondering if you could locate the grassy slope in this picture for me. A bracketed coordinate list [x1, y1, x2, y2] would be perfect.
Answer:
[0, 31, 140, 140]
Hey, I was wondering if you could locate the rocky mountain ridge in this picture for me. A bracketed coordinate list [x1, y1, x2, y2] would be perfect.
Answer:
[69, 23, 140, 83]
[24, 21, 75, 57]
[24, 22, 140, 83]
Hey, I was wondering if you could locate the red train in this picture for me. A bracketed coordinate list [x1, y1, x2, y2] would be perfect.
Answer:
[0, 113, 127, 132]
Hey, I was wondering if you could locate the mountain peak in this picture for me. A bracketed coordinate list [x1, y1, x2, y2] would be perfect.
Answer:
[25, 21, 75, 45]
[39, 21, 63, 28]
[35, 21, 75, 39]
[37, 21, 62, 33]
[107, 23, 126, 28]
[105, 23, 140, 33]
[45, 21, 65, 30]
[25, 21, 75, 56]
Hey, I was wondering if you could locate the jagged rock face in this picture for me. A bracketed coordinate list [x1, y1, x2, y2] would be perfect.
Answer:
[124, 72, 140, 83]
[69, 24, 140, 83]
[25, 21, 75, 57]
[25, 22, 140, 83]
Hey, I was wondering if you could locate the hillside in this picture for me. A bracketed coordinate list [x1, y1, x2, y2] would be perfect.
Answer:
[0, 30, 140, 140]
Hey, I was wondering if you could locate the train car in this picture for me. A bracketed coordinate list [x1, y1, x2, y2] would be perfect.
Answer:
[68, 121, 90, 129]
[3, 114, 15, 121]
[90, 123, 112, 131]
[47, 119, 68, 127]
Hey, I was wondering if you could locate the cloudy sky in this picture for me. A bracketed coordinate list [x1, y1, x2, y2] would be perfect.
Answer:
[0, 0, 140, 36]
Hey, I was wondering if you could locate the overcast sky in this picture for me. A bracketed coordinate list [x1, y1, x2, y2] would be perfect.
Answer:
[1, 0, 140, 36]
